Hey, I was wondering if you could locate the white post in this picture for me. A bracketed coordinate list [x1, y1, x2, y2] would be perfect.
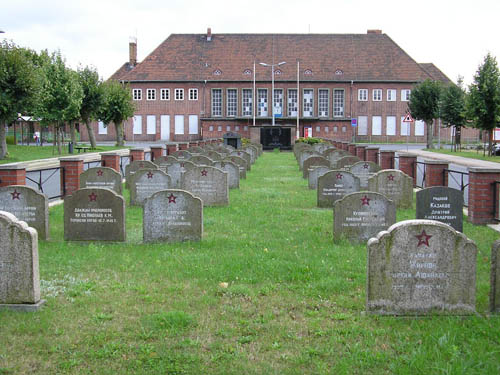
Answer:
[253, 60, 256, 127]
[271, 64, 275, 126]
[296, 60, 300, 139]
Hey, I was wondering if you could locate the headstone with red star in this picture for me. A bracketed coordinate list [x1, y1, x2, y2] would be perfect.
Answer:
[302, 156, 330, 179]
[206, 151, 224, 162]
[323, 148, 347, 165]
[190, 155, 215, 167]
[165, 160, 196, 188]
[181, 166, 229, 206]
[298, 150, 322, 171]
[230, 151, 251, 171]
[349, 161, 381, 189]
[143, 190, 203, 243]
[332, 155, 361, 170]
[333, 191, 395, 243]
[223, 156, 246, 179]
[172, 150, 193, 161]
[129, 169, 172, 206]
[153, 155, 179, 172]
[317, 171, 360, 208]
[80, 167, 122, 196]
[125, 160, 158, 188]
[368, 169, 413, 209]
[367, 219, 477, 315]
[214, 161, 240, 189]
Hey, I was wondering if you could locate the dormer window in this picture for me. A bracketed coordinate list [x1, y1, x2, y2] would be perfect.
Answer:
[304, 69, 313, 75]
[243, 69, 252, 75]
[274, 69, 282, 75]
[213, 69, 222, 76]
[335, 69, 343, 75]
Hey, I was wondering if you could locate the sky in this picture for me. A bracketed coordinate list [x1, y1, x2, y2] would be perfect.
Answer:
[2, 0, 499, 85]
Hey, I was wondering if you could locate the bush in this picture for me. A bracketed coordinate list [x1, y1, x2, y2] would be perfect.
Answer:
[6, 136, 15, 145]
[296, 137, 322, 145]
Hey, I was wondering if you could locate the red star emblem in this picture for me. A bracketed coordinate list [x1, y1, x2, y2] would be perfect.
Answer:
[237, 152, 241, 156]
[147, 171, 154, 179]
[363, 163, 369, 169]
[360, 195, 371, 206]
[96, 169, 103, 176]
[89, 192, 97, 202]
[180, 162, 185, 168]
[336, 173, 343, 180]
[416, 230, 432, 247]
[388, 174, 395, 181]
[10, 189, 21, 200]
[201, 169, 208, 176]
[167, 193, 177, 203]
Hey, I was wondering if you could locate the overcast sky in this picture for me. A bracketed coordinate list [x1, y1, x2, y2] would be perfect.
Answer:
[2, 0, 499, 85]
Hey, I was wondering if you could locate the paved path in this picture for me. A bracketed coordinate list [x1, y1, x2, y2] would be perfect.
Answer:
[396, 149, 500, 169]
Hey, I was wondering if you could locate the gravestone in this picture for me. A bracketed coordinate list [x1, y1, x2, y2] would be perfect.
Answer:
[206, 151, 224, 162]
[323, 148, 346, 161]
[225, 156, 247, 179]
[80, 167, 122, 196]
[172, 150, 193, 160]
[308, 166, 331, 190]
[302, 156, 330, 179]
[0, 211, 45, 311]
[317, 171, 360, 208]
[312, 143, 330, 154]
[332, 155, 361, 170]
[153, 156, 178, 172]
[166, 161, 196, 189]
[243, 146, 257, 164]
[492, 241, 500, 313]
[189, 146, 206, 154]
[182, 166, 229, 206]
[416, 187, 463, 232]
[349, 161, 381, 189]
[333, 192, 396, 243]
[214, 161, 240, 189]
[129, 169, 172, 206]
[143, 190, 203, 243]
[230, 151, 251, 171]
[367, 220, 477, 315]
[368, 169, 413, 209]
[0, 186, 49, 240]
[190, 155, 215, 166]
[64, 188, 125, 241]
[125, 160, 158, 188]
[298, 150, 321, 170]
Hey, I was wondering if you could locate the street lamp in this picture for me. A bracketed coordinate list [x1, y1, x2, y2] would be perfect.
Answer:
[259, 61, 286, 126]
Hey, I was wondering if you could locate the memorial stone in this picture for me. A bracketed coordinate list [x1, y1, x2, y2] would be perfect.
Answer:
[368, 169, 413, 209]
[172, 150, 193, 160]
[182, 166, 229, 206]
[491, 240, 500, 313]
[312, 143, 330, 154]
[80, 167, 122, 196]
[166, 161, 196, 189]
[214, 161, 240, 189]
[349, 161, 381, 189]
[230, 151, 251, 171]
[189, 146, 206, 154]
[243, 145, 258, 164]
[302, 156, 330, 179]
[332, 155, 361, 170]
[367, 220, 477, 315]
[190, 155, 215, 166]
[324, 149, 347, 165]
[143, 190, 202, 243]
[153, 156, 178, 172]
[416, 187, 463, 232]
[317, 171, 360, 208]
[130, 169, 172, 206]
[299, 150, 321, 170]
[308, 166, 331, 190]
[125, 160, 158, 188]
[225, 156, 247, 179]
[206, 151, 224, 162]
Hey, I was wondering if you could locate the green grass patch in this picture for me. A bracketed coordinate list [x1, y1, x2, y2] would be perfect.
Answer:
[0, 151, 499, 374]
[425, 148, 500, 163]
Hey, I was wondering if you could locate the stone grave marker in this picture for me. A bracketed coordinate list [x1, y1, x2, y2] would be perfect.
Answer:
[323, 149, 347, 165]
[312, 143, 330, 154]
[172, 150, 193, 160]
[64, 188, 125, 241]
[189, 146, 206, 154]
[129, 169, 172, 206]
[243, 146, 257, 164]
[206, 151, 224, 162]
[153, 156, 178, 172]
[143, 190, 203, 243]
[80, 167, 122, 196]
[491, 240, 500, 313]
[317, 171, 360, 208]
[416, 187, 463, 232]
[230, 151, 251, 170]
[125, 160, 158, 188]
[367, 219, 477, 315]
[0, 186, 49, 240]
[0, 211, 45, 311]
[349, 161, 381, 189]
[302, 156, 330, 179]
[332, 155, 361, 170]
[368, 169, 413, 209]
[190, 155, 215, 166]
[308, 166, 331, 190]
[333, 191, 396, 243]
[298, 150, 321, 170]
[224, 156, 247, 179]
[182, 166, 229, 206]
[214, 161, 240, 189]
[165, 160, 196, 189]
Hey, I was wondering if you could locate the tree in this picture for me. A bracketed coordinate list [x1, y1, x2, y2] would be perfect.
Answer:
[99, 80, 135, 146]
[409, 79, 442, 149]
[0, 41, 38, 159]
[468, 53, 500, 156]
[78, 66, 103, 149]
[440, 77, 467, 151]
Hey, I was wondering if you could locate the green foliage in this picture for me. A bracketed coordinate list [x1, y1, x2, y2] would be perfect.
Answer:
[5, 136, 15, 145]
[441, 78, 467, 128]
[77, 66, 103, 124]
[296, 137, 321, 144]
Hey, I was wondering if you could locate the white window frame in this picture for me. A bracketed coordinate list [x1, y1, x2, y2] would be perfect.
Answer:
[372, 89, 382, 102]
[160, 88, 170, 101]
[175, 88, 184, 101]
[303, 88, 314, 118]
[188, 115, 199, 135]
[287, 89, 298, 117]
[147, 115, 156, 134]
[372, 116, 382, 135]
[358, 89, 368, 101]
[98, 121, 107, 135]
[333, 89, 344, 117]
[133, 115, 142, 135]
[189, 88, 198, 101]
[226, 88, 238, 117]
[257, 88, 268, 117]
[174, 115, 184, 135]
[358, 116, 368, 136]
[147, 88, 156, 101]
[212, 89, 222, 117]
[387, 89, 396, 102]
[318, 89, 329, 118]
[386, 116, 396, 136]
[133, 89, 142, 101]
[401, 89, 411, 102]
[242, 88, 253, 117]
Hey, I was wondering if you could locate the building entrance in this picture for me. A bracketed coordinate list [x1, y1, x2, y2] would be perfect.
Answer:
[260, 127, 291, 150]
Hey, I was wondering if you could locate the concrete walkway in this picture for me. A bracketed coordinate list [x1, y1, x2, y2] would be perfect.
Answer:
[396, 149, 500, 169]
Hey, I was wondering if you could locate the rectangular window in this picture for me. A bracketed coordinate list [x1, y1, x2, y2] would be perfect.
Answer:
[387, 89, 396, 101]
[98, 121, 107, 135]
[133, 89, 142, 101]
[415, 120, 425, 136]
[401, 89, 411, 101]
[273, 89, 283, 118]
[226, 125, 231, 132]
[303, 89, 313, 117]
[189, 115, 198, 135]
[217, 125, 222, 132]
[189, 88, 198, 101]
[257, 89, 268, 117]
[147, 89, 156, 101]
[372, 116, 382, 135]
[333, 126, 338, 133]
[287, 89, 298, 117]
[212, 89, 222, 116]
[175, 88, 184, 101]
[242, 89, 253, 116]
[235, 125, 240, 131]
[358, 89, 368, 101]
[386, 116, 396, 136]
[227, 89, 237, 117]
[209, 126, 213, 131]
[401, 116, 410, 136]
[133, 115, 142, 134]
[318, 89, 329, 117]
[325, 126, 329, 133]
[372, 89, 382, 101]
[244, 126, 248, 131]
[147, 115, 156, 134]
[358, 116, 368, 135]
[161, 88, 170, 100]
[333, 89, 344, 117]
[174, 115, 184, 134]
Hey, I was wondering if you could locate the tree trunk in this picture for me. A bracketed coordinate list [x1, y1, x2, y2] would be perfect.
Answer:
[426, 119, 434, 149]
[70, 122, 76, 146]
[52, 124, 57, 155]
[115, 122, 124, 146]
[85, 120, 97, 149]
[0, 122, 7, 159]
[488, 129, 493, 157]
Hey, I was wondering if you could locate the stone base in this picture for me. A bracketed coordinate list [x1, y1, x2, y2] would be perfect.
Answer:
[0, 299, 46, 312]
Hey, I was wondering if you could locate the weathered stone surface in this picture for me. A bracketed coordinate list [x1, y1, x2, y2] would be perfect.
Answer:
[308, 166, 331, 190]
[129, 169, 172, 206]
[153, 156, 178, 172]
[214, 161, 240, 189]
[224, 156, 247, 179]
[491, 240, 500, 313]
[189, 146, 206, 154]
[80, 167, 122, 196]
[302, 156, 330, 179]
[333, 192, 395, 243]
[349, 161, 381, 189]
[298, 150, 321, 170]
[317, 171, 360, 208]
[172, 150, 193, 160]
[243, 146, 257, 164]
[367, 220, 477, 315]
[143, 190, 203, 243]
[332, 155, 361, 170]
[206, 151, 224, 162]
[230, 151, 251, 171]
[190, 155, 215, 166]
[416, 187, 463, 232]
[182, 166, 229, 206]
[368, 169, 413, 209]
[0, 211, 41, 305]
[312, 143, 330, 154]
[64, 188, 125, 241]
[125, 160, 158, 188]
[165, 161, 196, 189]
[323, 148, 346, 162]
[0, 186, 49, 240]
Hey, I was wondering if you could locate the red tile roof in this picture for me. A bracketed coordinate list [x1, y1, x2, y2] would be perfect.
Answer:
[112, 33, 436, 83]
[419, 63, 452, 84]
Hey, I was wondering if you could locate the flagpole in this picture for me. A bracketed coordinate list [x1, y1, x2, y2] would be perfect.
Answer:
[253, 60, 256, 127]
[296, 60, 300, 139]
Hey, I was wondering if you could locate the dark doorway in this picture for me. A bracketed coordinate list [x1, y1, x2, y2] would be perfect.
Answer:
[260, 127, 291, 150]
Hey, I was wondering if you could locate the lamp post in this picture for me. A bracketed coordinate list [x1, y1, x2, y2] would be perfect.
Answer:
[259, 61, 286, 126]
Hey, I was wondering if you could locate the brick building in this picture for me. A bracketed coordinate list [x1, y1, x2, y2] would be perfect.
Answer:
[82, 29, 468, 149]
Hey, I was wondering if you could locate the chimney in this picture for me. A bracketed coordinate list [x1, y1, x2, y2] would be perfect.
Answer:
[367, 29, 382, 34]
[207, 27, 212, 42]
[129, 36, 137, 66]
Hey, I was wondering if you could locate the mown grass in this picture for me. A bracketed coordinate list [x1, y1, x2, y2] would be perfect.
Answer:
[0, 151, 499, 374]
[0, 145, 128, 165]
[425, 148, 500, 163]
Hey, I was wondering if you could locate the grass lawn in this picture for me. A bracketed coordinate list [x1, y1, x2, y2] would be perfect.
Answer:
[1, 151, 499, 374]
[425, 148, 500, 163]
[0, 145, 128, 165]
